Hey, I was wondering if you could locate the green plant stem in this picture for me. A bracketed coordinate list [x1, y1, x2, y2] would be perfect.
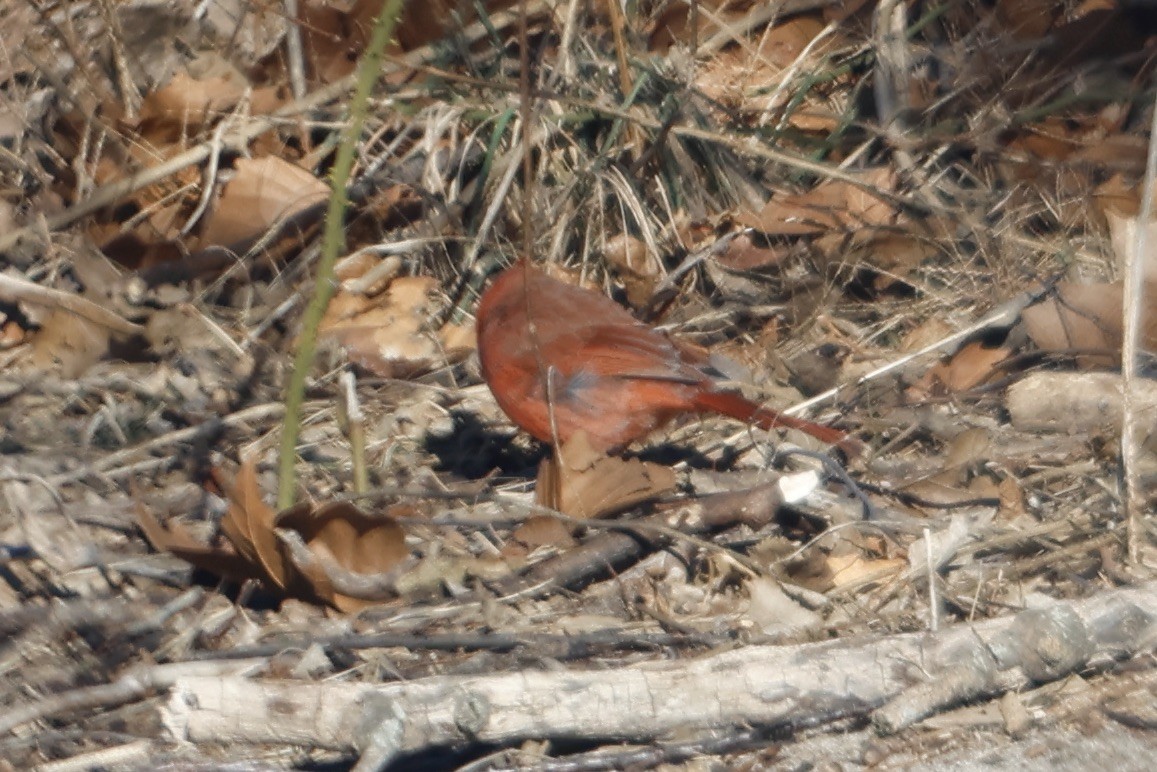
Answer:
[277, 0, 405, 510]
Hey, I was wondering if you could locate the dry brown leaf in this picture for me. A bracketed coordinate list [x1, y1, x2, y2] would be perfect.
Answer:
[138, 54, 250, 127]
[1021, 281, 1157, 363]
[900, 317, 956, 353]
[966, 475, 1025, 520]
[320, 274, 446, 378]
[200, 156, 328, 247]
[29, 309, 111, 379]
[900, 479, 985, 508]
[942, 427, 992, 470]
[688, 15, 842, 131]
[909, 341, 1011, 397]
[134, 501, 259, 583]
[277, 501, 409, 612]
[300, 0, 512, 82]
[151, 463, 411, 611]
[536, 431, 677, 519]
[1094, 173, 1142, 222]
[506, 516, 578, 556]
[1070, 133, 1147, 170]
[714, 232, 788, 272]
[850, 232, 938, 281]
[823, 552, 905, 591]
[215, 461, 290, 590]
[737, 168, 898, 236]
[648, 0, 748, 51]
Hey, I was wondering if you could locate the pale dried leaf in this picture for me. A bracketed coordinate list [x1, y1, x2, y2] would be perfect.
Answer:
[200, 156, 328, 247]
[29, 309, 111, 379]
[536, 431, 677, 519]
[139, 53, 250, 126]
[320, 275, 446, 377]
[602, 233, 656, 276]
[824, 552, 906, 591]
[909, 341, 1011, 397]
[737, 168, 898, 235]
[1021, 281, 1157, 361]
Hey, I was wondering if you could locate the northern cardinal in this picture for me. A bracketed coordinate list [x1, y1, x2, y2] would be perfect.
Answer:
[476, 260, 858, 454]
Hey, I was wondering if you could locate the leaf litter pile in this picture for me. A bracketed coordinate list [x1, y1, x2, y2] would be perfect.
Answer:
[2, 0, 1157, 769]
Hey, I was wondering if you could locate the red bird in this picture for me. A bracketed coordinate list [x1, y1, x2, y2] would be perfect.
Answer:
[476, 260, 857, 454]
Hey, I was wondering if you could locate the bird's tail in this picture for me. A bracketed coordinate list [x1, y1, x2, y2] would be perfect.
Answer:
[692, 390, 862, 455]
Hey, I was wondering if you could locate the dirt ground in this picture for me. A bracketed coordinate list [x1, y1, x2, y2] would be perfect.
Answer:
[2, 1, 1157, 769]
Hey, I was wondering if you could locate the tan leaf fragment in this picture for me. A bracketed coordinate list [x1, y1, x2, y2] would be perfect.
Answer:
[134, 501, 259, 583]
[138, 53, 250, 127]
[320, 275, 447, 378]
[690, 16, 842, 131]
[908, 341, 1011, 398]
[850, 233, 938, 284]
[200, 156, 328, 247]
[602, 233, 655, 276]
[737, 168, 898, 236]
[505, 516, 578, 557]
[536, 431, 677, 519]
[28, 309, 111, 379]
[1021, 281, 1157, 365]
[823, 552, 906, 591]
[214, 461, 290, 590]
[276, 501, 409, 613]
[899, 479, 989, 508]
[942, 427, 993, 470]
[602, 233, 659, 308]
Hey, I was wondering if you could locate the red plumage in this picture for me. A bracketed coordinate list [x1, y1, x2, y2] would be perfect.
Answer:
[476, 260, 857, 454]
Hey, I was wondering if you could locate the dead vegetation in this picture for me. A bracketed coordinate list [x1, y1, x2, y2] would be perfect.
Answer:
[1, 0, 1157, 769]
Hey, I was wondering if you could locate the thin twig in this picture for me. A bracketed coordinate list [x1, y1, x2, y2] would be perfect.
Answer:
[1121, 87, 1157, 567]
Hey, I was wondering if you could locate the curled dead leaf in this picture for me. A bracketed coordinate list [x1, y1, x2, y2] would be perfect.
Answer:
[214, 462, 291, 590]
[277, 501, 409, 613]
[134, 501, 259, 583]
[141, 460, 411, 611]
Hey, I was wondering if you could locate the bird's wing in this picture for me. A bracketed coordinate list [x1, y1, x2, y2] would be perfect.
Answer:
[541, 323, 704, 385]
